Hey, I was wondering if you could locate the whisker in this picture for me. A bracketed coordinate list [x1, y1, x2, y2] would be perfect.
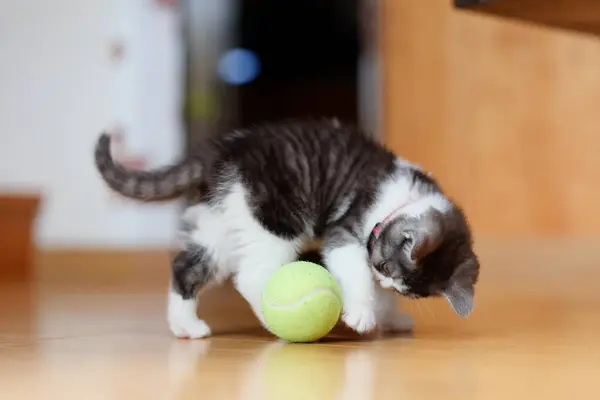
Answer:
[415, 300, 425, 320]
[423, 301, 436, 322]
[404, 299, 412, 316]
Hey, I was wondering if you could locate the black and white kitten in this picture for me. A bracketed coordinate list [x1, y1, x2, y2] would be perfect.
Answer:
[94, 119, 480, 339]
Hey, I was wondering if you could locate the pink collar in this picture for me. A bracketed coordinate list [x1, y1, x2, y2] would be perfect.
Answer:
[367, 203, 409, 254]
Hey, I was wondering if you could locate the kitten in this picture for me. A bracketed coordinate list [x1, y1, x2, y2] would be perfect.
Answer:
[94, 118, 480, 338]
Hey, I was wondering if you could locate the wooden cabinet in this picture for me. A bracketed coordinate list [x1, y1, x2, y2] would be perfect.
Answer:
[381, 0, 600, 235]
[456, 0, 600, 36]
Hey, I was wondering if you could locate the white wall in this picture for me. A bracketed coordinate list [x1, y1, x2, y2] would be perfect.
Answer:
[0, 0, 184, 248]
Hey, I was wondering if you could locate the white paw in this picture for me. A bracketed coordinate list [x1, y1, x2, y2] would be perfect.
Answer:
[380, 312, 414, 333]
[342, 303, 377, 334]
[169, 317, 212, 339]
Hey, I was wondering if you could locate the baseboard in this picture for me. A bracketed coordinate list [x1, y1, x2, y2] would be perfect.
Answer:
[0, 193, 41, 282]
[35, 248, 174, 284]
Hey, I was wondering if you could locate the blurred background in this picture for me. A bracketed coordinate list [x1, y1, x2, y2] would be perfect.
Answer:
[2, 0, 600, 274]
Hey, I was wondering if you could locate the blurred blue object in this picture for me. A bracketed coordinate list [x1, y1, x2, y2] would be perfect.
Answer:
[218, 48, 261, 85]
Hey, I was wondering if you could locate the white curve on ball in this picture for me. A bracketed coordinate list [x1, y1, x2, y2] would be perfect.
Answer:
[262, 287, 342, 310]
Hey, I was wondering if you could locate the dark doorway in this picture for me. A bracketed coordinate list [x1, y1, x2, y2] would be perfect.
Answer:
[234, 0, 360, 126]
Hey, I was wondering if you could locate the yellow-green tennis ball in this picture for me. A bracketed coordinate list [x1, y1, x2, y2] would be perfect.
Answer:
[261, 261, 342, 343]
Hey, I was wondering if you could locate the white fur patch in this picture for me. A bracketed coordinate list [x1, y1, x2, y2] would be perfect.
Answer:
[325, 243, 376, 333]
[371, 268, 408, 293]
[400, 194, 451, 219]
[362, 174, 415, 239]
[363, 170, 451, 240]
[394, 156, 424, 172]
[167, 289, 211, 339]
[181, 182, 304, 330]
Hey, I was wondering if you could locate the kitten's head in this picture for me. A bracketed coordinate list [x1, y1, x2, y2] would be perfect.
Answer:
[369, 202, 480, 317]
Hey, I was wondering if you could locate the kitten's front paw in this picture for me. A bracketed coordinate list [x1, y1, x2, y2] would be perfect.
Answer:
[380, 312, 414, 333]
[342, 303, 377, 334]
[169, 317, 212, 339]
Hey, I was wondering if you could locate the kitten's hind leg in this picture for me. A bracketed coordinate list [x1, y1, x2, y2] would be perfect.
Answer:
[233, 240, 299, 328]
[168, 245, 219, 339]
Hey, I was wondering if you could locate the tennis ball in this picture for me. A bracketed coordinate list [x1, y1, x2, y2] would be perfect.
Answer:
[261, 261, 342, 343]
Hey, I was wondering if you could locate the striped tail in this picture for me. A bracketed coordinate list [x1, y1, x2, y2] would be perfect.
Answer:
[94, 133, 204, 201]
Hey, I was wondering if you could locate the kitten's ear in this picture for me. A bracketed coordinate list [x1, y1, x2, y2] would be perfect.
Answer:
[444, 256, 479, 317]
[444, 283, 474, 317]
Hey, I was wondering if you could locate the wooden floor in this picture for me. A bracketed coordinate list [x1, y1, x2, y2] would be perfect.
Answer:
[1, 238, 600, 399]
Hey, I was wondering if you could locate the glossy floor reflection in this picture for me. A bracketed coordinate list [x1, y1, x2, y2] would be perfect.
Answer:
[1, 239, 600, 399]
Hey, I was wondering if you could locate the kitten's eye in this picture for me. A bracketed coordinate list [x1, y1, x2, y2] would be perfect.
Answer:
[380, 262, 390, 275]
